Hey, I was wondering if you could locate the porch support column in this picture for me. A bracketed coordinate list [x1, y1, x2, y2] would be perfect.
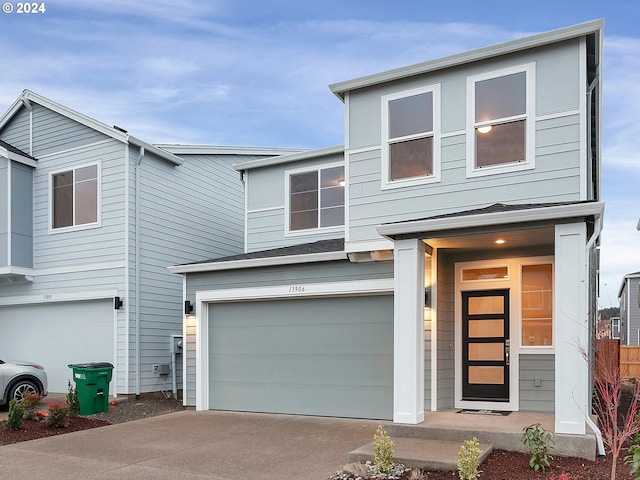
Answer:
[554, 223, 588, 435]
[393, 238, 425, 424]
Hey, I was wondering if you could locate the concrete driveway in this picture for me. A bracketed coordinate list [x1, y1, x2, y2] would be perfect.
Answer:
[0, 410, 381, 479]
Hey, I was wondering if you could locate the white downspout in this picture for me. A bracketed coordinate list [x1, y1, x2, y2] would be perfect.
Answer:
[586, 214, 605, 456]
[135, 146, 144, 397]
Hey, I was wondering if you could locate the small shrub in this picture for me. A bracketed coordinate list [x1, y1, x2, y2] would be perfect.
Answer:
[457, 437, 481, 480]
[47, 400, 69, 428]
[521, 423, 555, 472]
[373, 425, 394, 474]
[66, 380, 80, 417]
[5, 399, 24, 430]
[21, 393, 42, 421]
[625, 444, 640, 480]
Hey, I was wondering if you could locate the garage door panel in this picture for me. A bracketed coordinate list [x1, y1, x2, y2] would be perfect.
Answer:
[210, 353, 393, 386]
[211, 323, 393, 356]
[210, 381, 392, 419]
[0, 301, 114, 393]
[209, 295, 393, 420]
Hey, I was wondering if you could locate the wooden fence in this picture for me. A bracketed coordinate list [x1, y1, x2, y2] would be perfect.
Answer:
[621, 345, 640, 379]
[592, 340, 640, 379]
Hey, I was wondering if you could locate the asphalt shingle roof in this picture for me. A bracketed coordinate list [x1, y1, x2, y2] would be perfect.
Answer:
[181, 238, 345, 266]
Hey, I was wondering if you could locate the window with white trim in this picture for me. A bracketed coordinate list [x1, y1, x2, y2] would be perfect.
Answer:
[51, 163, 99, 229]
[521, 263, 553, 347]
[288, 165, 344, 232]
[381, 85, 440, 188]
[467, 64, 535, 176]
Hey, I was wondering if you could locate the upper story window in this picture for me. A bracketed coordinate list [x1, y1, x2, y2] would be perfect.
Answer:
[287, 164, 344, 233]
[51, 163, 99, 230]
[381, 84, 441, 189]
[467, 64, 535, 177]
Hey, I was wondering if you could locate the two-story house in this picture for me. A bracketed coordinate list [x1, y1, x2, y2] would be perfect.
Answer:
[170, 20, 604, 440]
[0, 89, 297, 395]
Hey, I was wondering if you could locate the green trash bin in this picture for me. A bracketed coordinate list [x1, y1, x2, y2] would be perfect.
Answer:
[68, 362, 114, 415]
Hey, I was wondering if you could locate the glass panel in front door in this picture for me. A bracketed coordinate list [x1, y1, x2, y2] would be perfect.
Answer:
[462, 289, 510, 402]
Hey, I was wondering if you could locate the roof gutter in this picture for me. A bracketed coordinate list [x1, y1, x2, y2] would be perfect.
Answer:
[129, 136, 183, 166]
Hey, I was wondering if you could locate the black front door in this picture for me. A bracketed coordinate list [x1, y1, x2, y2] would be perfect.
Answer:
[462, 289, 510, 402]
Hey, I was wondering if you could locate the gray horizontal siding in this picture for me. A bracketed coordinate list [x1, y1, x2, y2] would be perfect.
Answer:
[0, 159, 7, 266]
[247, 207, 344, 252]
[1, 103, 106, 158]
[187, 259, 393, 296]
[519, 354, 555, 412]
[245, 152, 345, 252]
[348, 114, 582, 243]
[131, 151, 247, 393]
[11, 162, 33, 268]
[348, 39, 581, 149]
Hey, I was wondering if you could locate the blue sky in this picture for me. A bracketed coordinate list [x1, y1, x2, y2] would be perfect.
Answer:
[1, 0, 638, 306]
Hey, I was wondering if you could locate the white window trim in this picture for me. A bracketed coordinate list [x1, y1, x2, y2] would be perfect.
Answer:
[466, 63, 536, 178]
[381, 84, 441, 190]
[284, 162, 345, 237]
[48, 160, 101, 234]
[519, 257, 555, 352]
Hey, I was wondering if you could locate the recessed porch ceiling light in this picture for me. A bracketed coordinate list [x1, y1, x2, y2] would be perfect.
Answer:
[495, 239, 506, 244]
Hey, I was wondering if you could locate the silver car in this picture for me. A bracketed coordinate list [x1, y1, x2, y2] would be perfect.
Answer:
[0, 358, 48, 405]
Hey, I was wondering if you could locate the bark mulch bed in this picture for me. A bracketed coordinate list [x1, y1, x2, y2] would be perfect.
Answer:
[0, 395, 185, 446]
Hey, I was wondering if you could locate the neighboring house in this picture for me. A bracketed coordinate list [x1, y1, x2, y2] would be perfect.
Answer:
[0, 89, 297, 394]
[170, 19, 604, 439]
[619, 272, 640, 345]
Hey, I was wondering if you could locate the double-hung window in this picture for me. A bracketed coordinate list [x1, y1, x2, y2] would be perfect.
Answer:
[51, 163, 99, 230]
[381, 84, 440, 188]
[288, 165, 344, 232]
[467, 64, 535, 177]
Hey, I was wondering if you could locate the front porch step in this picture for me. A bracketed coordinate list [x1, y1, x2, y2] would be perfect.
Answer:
[349, 437, 493, 471]
[384, 414, 597, 461]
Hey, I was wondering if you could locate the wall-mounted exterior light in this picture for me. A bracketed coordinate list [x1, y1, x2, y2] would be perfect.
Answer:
[184, 300, 194, 315]
[114, 296, 123, 310]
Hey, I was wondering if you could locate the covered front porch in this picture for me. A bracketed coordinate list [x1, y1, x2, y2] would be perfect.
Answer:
[377, 202, 604, 440]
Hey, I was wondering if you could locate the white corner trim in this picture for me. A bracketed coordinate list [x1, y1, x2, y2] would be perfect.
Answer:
[169, 251, 347, 274]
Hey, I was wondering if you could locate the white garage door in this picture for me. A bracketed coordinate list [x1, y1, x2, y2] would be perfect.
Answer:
[208, 295, 393, 420]
[0, 300, 114, 393]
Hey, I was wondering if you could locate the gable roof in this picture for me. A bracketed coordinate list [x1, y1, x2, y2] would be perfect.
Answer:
[0, 90, 183, 166]
[329, 19, 603, 100]
[169, 238, 346, 274]
[233, 145, 344, 172]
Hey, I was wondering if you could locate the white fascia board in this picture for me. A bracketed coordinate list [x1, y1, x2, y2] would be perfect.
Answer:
[234, 145, 344, 171]
[168, 250, 347, 274]
[376, 202, 605, 237]
[156, 144, 304, 157]
[329, 19, 603, 99]
[13, 90, 129, 143]
[0, 289, 117, 306]
[618, 273, 640, 299]
[0, 147, 37, 167]
[129, 136, 183, 166]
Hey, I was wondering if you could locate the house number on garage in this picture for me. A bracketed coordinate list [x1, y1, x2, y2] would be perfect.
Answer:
[288, 285, 305, 293]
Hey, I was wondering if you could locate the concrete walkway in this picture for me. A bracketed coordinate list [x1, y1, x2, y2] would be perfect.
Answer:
[0, 410, 381, 479]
